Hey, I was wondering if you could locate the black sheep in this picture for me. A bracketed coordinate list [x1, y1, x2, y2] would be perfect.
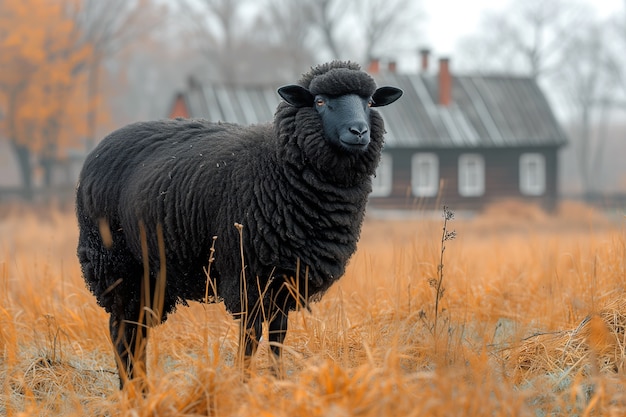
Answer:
[76, 61, 402, 386]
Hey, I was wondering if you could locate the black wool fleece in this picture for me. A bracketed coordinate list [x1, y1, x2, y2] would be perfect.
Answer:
[76, 60, 388, 324]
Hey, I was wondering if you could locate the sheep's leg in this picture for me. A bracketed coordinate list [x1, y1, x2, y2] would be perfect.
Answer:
[237, 314, 262, 377]
[110, 311, 147, 389]
[268, 312, 288, 356]
[268, 311, 289, 376]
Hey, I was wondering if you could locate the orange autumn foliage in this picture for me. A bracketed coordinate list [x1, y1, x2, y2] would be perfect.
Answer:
[0, 0, 94, 158]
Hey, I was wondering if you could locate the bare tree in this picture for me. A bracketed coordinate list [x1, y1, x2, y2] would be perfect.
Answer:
[179, 0, 423, 81]
[72, 0, 165, 149]
[608, 2, 626, 98]
[178, 0, 253, 84]
[308, 0, 422, 63]
[251, 0, 317, 81]
[177, 0, 316, 84]
[456, 0, 591, 78]
[359, 0, 422, 63]
[559, 21, 619, 194]
[309, 0, 349, 60]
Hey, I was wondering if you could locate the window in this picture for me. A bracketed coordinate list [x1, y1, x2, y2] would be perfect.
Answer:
[371, 153, 392, 197]
[412, 153, 439, 197]
[519, 153, 546, 196]
[458, 154, 485, 197]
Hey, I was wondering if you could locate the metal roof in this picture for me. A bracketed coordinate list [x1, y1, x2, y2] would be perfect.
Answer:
[185, 84, 280, 125]
[180, 72, 568, 149]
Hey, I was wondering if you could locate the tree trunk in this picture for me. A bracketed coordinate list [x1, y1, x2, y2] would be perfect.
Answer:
[6, 89, 34, 200]
[10, 142, 34, 200]
[86, 56, 101, 151]
[578, 101, 592, 194]
[41, 156, 55, 188]
[590, 99, 611, 193]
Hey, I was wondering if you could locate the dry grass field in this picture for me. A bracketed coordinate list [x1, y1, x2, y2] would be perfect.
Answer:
[0, 200, 625, 416]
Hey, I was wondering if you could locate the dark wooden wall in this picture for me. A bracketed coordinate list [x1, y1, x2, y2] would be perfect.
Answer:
[368, 146, 560, 212]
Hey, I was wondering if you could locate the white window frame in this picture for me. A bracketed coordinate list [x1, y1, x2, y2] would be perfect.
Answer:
[519, 153, 546, 196]
[411, 153, 439, 197]
[371, 153, 392, 197]
[458, 153, 485, 197]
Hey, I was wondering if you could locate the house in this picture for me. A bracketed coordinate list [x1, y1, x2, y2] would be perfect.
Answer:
[169, 56, 568, 212]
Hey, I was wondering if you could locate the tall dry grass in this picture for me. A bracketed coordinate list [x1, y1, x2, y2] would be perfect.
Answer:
[0, 200, 624, 416]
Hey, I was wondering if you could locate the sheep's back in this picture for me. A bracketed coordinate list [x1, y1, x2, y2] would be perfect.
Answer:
[81, 119, 261, 209]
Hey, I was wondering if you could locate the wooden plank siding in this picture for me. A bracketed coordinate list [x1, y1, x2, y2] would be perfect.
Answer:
[368, 147, 560, 212]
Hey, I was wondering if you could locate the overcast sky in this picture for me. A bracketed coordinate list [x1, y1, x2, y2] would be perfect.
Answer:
[419, 0, 623, 58]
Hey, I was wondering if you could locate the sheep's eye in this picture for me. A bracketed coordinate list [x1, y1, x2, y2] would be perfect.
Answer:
[367, 99, 374, 107]
[316, 98, 325, 107]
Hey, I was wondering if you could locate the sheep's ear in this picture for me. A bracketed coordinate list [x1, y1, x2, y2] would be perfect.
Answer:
[371, 86, 403, 107]
[277, 85, 315, 108]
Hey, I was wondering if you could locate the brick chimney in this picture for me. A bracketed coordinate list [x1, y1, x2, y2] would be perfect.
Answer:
[438, 57, 451, 106]
[367, 58, 380, 74]
[419, 48, 431, 72]
[169, 92, 190, 119]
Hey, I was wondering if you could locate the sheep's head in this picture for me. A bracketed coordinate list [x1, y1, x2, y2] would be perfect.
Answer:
[277, 65, 402, 153]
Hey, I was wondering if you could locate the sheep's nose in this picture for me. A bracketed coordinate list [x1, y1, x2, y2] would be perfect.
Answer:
[340, 122, 370, 150]
[349, 125, 369, 138]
